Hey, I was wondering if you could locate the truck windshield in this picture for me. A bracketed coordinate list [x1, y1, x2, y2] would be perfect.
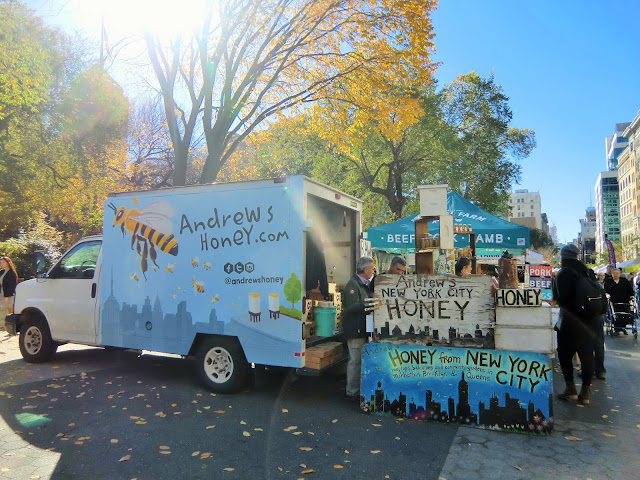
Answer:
[51, 240, 102, 279]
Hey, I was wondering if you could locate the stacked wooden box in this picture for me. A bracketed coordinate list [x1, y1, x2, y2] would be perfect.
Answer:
[305, 342, 344, 370]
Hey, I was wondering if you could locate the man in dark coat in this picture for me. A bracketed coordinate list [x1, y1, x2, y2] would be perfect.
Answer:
[604, 268, 634, 334]
[553, 244, 597, 405]
[342, 256, 374, 401]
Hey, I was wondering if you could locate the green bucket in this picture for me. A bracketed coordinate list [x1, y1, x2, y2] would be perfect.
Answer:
[314, 307, 337, 337]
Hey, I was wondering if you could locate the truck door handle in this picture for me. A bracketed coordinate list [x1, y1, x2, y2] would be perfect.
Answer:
[91, 283, 97, 298]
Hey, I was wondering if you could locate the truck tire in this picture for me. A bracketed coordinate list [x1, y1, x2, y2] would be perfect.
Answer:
[195, 337, 249, 393]
[19, 317, 57, 363]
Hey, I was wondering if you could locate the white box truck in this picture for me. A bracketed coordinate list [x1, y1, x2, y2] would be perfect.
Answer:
[5, 176, 362, 392]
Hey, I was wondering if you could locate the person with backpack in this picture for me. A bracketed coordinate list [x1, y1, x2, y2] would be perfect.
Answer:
[553, 244, 599, 405]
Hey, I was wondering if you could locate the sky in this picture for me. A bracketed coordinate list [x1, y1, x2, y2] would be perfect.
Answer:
[25, 0, 640, 244]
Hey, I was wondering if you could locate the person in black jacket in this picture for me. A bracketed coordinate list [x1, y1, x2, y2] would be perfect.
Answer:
[553, 244, 597, 405]
[0, 256, 18, 322]
[342, 257, 375, 402]
[604, 268, 634, 334]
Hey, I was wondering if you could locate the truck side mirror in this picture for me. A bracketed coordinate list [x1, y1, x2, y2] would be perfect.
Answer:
[33, 251, 47, 277]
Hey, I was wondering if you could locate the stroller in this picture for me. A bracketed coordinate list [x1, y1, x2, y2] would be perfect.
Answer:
[606, 296, 638, 339]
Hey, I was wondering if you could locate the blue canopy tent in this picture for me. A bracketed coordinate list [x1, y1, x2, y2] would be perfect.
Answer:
[366, 191, 529, 257]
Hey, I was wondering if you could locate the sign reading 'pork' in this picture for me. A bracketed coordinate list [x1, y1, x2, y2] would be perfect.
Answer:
[373, 274, 495, 348]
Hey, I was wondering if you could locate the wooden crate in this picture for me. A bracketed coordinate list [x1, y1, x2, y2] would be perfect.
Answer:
[303, 322, 316, 338]
[306, 342, 343, 360]
[305, 354, 339, 369]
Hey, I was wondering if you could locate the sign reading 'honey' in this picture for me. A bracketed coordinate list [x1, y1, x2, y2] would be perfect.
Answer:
[495, 288, 542, 307]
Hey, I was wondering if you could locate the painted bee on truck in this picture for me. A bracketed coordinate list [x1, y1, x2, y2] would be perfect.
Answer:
[108, 200, 179, 279]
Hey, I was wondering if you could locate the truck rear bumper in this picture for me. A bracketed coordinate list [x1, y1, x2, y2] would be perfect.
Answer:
[4, 313, 19, 336]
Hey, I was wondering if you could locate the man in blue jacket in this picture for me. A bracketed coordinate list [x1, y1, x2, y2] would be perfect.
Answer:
[343, 257, 375, 402]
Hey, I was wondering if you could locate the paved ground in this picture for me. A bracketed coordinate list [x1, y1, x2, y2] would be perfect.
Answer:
[1, 313, 639, 480]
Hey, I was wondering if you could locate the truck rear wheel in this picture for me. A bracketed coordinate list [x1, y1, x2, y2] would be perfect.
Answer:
[19, 317, 57, 363]
[195, 337, 248, 393]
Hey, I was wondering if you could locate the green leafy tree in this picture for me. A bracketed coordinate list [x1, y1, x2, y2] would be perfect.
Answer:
[0, 212, 63, 278]
[434, 72, 536, 214]
[252, 73, 535, 227]
[529, 228, 555, 251]
[283, 273, 302, 308]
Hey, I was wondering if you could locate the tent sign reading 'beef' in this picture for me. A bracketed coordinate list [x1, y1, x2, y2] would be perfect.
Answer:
[373, 274, 495, 348]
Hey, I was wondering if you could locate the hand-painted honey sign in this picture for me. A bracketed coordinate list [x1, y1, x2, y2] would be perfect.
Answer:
[360, 343, 553, 435]
[373, 274, 494, 348]
[495, 288, 542, 307]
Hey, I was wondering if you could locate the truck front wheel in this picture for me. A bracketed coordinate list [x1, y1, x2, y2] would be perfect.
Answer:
[19, 317, 57, 363]
[195, 337, 248, 393]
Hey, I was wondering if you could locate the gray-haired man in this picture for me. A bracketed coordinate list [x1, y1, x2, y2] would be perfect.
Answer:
[342, 256, 374, 402]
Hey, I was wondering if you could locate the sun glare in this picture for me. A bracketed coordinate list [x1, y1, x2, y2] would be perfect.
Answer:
[79, 0, 209, 40]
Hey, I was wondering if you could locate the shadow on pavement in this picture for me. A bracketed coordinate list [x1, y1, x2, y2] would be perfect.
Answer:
[0, 348, 457, 480]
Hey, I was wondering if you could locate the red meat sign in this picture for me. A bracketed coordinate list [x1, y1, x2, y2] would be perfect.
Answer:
[529, 265, 553, 302]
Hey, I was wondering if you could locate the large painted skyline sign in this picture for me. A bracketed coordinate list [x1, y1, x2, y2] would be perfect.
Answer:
[360, 343, 553, 434]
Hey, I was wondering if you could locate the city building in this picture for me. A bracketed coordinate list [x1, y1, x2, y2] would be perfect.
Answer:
[549, 225, 558, 244]
[619, 112, 640, 258]
[579, 207, 596, 263]
[605, 122, 631, 170]
[508, 189, 542, 229]
[595, 170, 620, 253]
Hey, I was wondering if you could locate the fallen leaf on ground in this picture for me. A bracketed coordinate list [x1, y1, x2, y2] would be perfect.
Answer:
[370, 450, 381, 454]
[293, 431, 302, 435]
[159, 446, 170, 450]
[282, 408, 288, 413]
[299, 447, 312, 451]
[155, 412, 166, 417]
[223, 467, 235, 471]
[344, 450, 349, 454]
[514, 466, 523, 472]
[192, 451, 200, 456]
[372, 423, 382, 427]
[331, 419, 338, 423]
[601, 432, 617, 437]
[206, 425, 216, 429]
[135, 421, 147, 424]
[110, 439, 118, 444]
[610, 409, 619, 412]
[301, 469, 314, 474]
[200, 453, 211, 459]
[284, 426, 298, 432]
[78, 437, 90, 441]
[334, 465, 344, 469]
[214, 410, 225, 414]
[119, 455, 131, 462]
[254, 428, 263, 432]
[564, 436, 582, 441]
[240, 420, 246, 425]
[243, 431, 250, 437]
[601, 415, 608, 419]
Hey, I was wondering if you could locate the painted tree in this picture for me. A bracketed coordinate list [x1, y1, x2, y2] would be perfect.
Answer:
[283, 272, 302, 308]
[145, 0, 438, 186]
